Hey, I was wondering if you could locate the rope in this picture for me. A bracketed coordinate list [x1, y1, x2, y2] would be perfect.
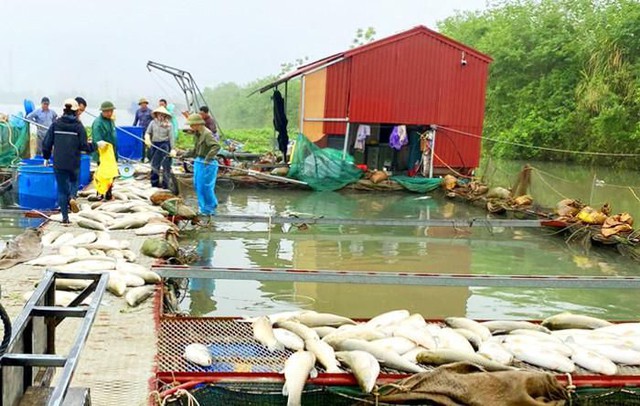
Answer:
[161, 389, 201, 406]
[629, 187, 640, 204]
[432, 150, 474, 179]
[437, 125, 640, 157]
[533, 170, 570, 200]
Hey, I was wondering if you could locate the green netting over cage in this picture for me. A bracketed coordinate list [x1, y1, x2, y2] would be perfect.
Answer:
[162, 383, 435, 406]
[288, 134, 363, 191]
[161, 383, 640, 406]
[0, 120, 30, 166]
[391, 175, 442, 193]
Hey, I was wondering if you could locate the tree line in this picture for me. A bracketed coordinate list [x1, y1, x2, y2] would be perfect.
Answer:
[438, 0, 640, 166]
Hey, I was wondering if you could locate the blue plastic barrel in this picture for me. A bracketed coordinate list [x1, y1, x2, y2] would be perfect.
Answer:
[116, 126, 144, 160]
[18, 165, 58, 210]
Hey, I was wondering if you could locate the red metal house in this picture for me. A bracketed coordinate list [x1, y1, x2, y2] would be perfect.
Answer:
[259, 25, 492, 175]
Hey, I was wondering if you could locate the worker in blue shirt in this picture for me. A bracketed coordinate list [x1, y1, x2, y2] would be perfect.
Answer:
[26, 96, 58, 156]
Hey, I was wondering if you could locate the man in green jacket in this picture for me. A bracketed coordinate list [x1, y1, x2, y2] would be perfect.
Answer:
[182, 113, 221, 216]
[91, 101, 118, 200]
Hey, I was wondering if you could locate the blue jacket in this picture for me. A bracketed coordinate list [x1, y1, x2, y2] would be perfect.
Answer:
[42, 115, 94, 172]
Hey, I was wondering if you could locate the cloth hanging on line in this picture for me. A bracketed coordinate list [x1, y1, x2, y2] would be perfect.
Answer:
[389, 125, 408, 150]
[354, 124, 371, 151]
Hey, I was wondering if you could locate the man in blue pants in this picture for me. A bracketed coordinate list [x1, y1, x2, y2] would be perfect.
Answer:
[42, 99, 99, 224]
[181, 114, 220, 216]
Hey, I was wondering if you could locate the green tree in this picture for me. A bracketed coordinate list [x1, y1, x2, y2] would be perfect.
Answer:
[438, 0, 640, 167]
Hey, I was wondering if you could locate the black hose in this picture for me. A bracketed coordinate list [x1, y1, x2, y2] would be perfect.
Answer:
[0, 302, 12, 355]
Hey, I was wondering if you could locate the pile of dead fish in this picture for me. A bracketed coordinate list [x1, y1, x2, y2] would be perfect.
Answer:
[25, 229, 160, 307]
[183, 310, 639, 405]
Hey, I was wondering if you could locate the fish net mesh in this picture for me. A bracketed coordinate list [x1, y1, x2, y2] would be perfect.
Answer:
[160, 384, 640, 406]
[0, 122, 30, 166]
[288, 134, 363, 191]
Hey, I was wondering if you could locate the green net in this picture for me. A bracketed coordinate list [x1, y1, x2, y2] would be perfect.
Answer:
[162, 383, 640, 406]
[392, 175, 442, 193]
[0, 120, 30, 166]
[288, 134, 363, 191]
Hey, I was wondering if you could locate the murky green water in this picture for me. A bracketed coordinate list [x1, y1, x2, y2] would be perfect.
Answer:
[179, 159, 640, 320]
[1, 160, 638, 321]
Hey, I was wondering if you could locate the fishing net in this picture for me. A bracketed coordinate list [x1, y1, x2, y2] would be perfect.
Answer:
[160, 383, 640, 406]
[391, 175, 442, 193]
[0, 120, 30, 166]
[288, 134, 363, 191]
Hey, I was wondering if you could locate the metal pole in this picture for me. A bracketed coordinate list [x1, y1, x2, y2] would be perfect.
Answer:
[429, 129, 436, 178]
[153, 265, 640, 289]
[299, 75, 306, 134]
[342, 121, 351, 160]
[9, 114, 46, 130]
[201, 214, 542, 227]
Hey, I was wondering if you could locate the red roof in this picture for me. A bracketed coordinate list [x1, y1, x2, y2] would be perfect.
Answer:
[257, 25, 492, 93]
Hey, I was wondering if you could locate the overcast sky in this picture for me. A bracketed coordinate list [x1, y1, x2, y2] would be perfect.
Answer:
[0, 0, 487, 105]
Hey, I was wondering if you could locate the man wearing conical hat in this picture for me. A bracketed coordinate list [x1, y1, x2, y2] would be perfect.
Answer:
[180, 113, 220, 216]
[144, 106, 175, 189]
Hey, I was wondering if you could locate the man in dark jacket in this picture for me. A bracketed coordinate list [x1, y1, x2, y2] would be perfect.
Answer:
[42, 99, 99, 224]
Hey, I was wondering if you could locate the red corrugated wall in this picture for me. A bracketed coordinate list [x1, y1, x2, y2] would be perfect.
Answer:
[322, 31, 490, 169]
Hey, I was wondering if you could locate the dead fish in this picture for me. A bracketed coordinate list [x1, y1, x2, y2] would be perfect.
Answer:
[294, 311, 356, 327]
[134, 224, 172, 236]
[336, 339, 425, 374]
[116, 261, 161, 283]
[78, 211, 112, 224]
[113, 271, 145, 287]
[253, 316, 284, 351]
[53, 260, 116, 272]
[112, 192, 129, 201]
[453, 328, 483, 350]
[417, 349, 516, 371]
[371, 337, 416, 355]
[51, 232, 74, 247]
[108, 216, 148, 230]
[125, 285, 155, 307]
[276, 320, 320, 342]
[25, 255, 75, 266]
[80, 240, 123, 251]
[481, 320, 550, 334]
[90, 249, 106, 257]
[42, 231, 64, 246]
[58, 245, 77, 257]
[335, 351, 379, 393]
[184, 343, 213, 367]
[121, 249, 138, 262]
[78, 219, 107, 231]
[107, 273, 127, 297]
[68, 231, 98, 246]
[106, 250, 125, 260]
[75, 247, 92, 259]
[55, 278, 91, 291]
[273, 328, 305, 351]
[313, 327, 337, 338]
[282, 351, 317, 406]
[541, 312, 613, 330]
[445, 317, 492, 341]
[366, 310, 410, 329]
[304, 338, 341, 373]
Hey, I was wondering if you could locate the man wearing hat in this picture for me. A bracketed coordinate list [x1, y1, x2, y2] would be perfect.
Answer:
[91, 101, 118, 200]
[42, 99, 101, 224]
[26, 96, 58, 156]
[144, 106, 175, 189]
[133, 97, 153, 132]
[181, 113, 221, 216]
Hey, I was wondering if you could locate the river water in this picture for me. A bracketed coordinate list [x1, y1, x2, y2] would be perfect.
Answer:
[1, 159, 638, 321]
[177, 159, 640, 320]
